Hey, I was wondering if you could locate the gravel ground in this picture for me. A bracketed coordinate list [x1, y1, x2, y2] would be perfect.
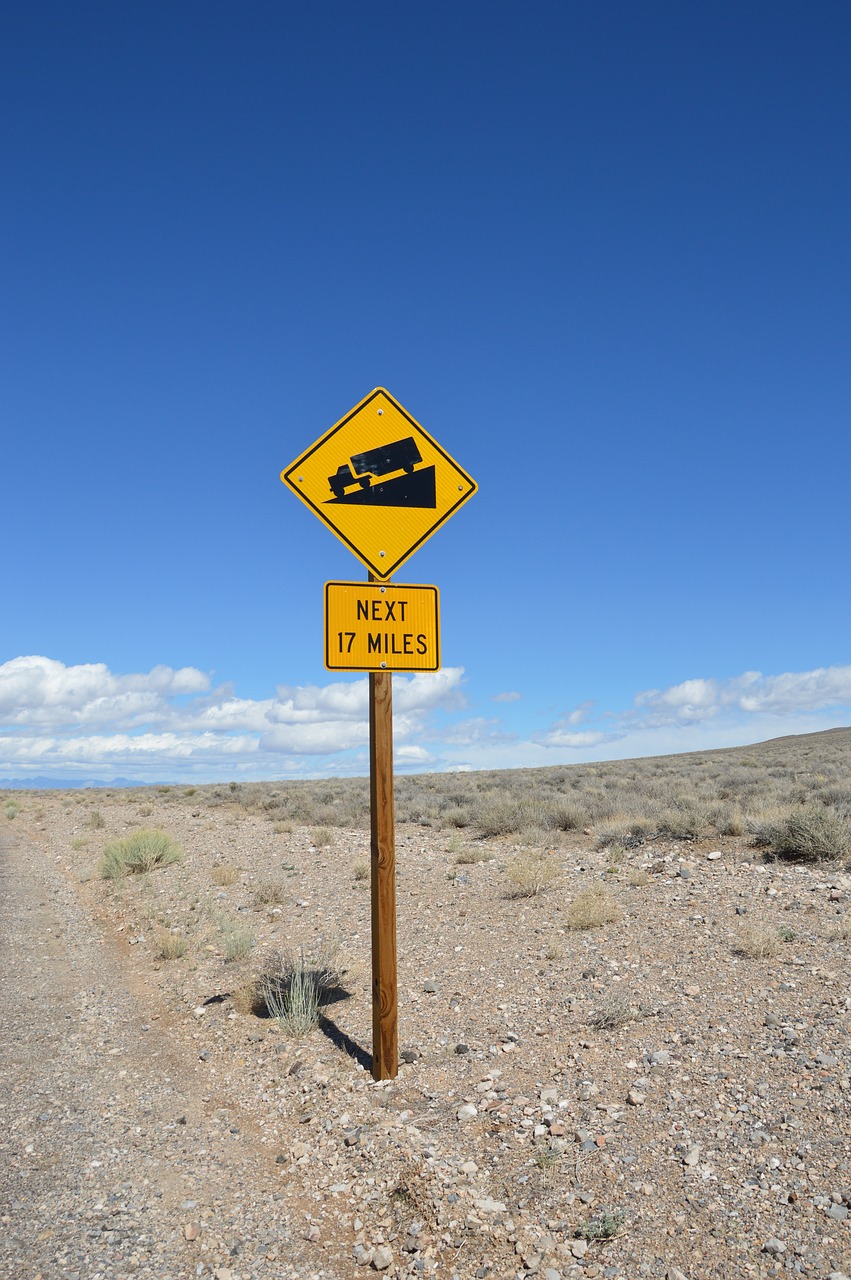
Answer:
[1, 787, 850, 1280]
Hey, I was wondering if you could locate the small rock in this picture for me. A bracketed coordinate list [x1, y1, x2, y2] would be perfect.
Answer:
[455, 1043, 469, 1055]
[683, 984, 700, 998]
[183, 1223, 199, 1241]
[456, 1103, 478, 1120]
[371, 1245, 394, 1270]
[545, 1269, 561, 1280]
[474, 1197, 507, 1214]
[706, 851, 722, 861]
[344, 1128, 361, 1147]
[400, 1047, 419, 1063]
[827, 1203, 848, 1221]
[683, 1145, 701, 1167]
[305, 1224, 321, 1242]
[460, 1160, 478, 1174]
[353, 1243, 374, 1266]
[667, 1269, 689, 1280]
[570, 1239, 588, 1259]
[761, 1238, 786, 1256]
[627, 1089, 646, 1106]
[423, 981, 437, 993]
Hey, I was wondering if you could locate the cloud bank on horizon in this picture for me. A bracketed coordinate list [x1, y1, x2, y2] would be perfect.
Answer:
[1, 655, 850, 784]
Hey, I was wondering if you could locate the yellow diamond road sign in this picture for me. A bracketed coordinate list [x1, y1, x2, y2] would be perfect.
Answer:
[281, 387, 477, 580]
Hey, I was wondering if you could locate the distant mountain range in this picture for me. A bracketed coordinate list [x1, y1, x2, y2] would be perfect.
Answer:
[0, 776, 154, 791]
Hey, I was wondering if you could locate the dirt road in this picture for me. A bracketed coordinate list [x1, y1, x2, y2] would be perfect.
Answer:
[0, 828, 340, 1280]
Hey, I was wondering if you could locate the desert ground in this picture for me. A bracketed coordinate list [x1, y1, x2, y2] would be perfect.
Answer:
[1, 728, 850, 1280]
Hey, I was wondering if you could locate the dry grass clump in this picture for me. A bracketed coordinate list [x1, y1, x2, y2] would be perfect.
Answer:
[258, 948, 341, 1037]
[735, 923, 783, 959]
[4, 799, 20, 819]
[625, 867, 651, 887]
[99, 830, 182, 879]
[88, 809, 106, 829]
[827, 914, 850, 941]
[254, 879, 288, 906]
[156, 931, 188, 960]
[456, 846, 495, 865]
[220, 920, 255, 962]
[231, 980, 264, 1016]
[505, 850, 561, 897]
[312, 827, 335, 849]
[565, 883, 623, 930]
[353, 859, 369, 881]
[212, 863, 239, 886]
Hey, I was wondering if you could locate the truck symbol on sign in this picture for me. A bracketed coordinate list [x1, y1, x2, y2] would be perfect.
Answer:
[328, 437, 422, 499]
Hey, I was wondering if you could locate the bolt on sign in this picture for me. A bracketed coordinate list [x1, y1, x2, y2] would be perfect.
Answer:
[280, 387, 477, 580]
[325, 582, 440, 672]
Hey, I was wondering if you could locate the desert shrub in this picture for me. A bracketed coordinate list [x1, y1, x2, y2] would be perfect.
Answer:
[625, 867, 651, 887]
[353, 859, 369, 881]
[827, 914, 850, 941]
[588, 991, 638, 1030]
[99, 830, 182, 879]
[312, 827, 335, 849]
[212, 863, 239, 886]
[4, 799, 20, 820]
[506, 850, 561, 897]
[706, 801, 744, 836]
[550, 801, 588, 832]
[456, 846, 495, 865]
[656, 804, 706, 841]
[88, 810, 106, 829]
[760, 805, 851, 862]
[156, 932, 188, 960]
[577, 1209, 625, 1241]
[220, 921, 255, 962]
[565, 883, 622, 930]
[259, 949, 340, 1037]
[444, 806, 473, 828]
[254, 879, 288, 905]
[476, 796, 552, 839]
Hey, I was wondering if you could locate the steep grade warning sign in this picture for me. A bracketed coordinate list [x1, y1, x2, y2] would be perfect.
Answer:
[281, 388, 476, 579]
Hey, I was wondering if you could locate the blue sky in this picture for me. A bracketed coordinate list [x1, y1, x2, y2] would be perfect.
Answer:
[2, 2, 850, 784]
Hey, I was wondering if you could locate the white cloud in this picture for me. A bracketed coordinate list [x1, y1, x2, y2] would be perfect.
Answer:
[491, 690, 521, 703]
[0, 657, 468, 781]
[434, 717, 517, 747]
[3, 656, 849, 784]
[533, 729, 619, 749]
[634, 664, 851, 726]
[0, 656, 210, 727]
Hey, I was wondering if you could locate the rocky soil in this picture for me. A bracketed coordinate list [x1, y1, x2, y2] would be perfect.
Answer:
[1, 786, 850, 1280]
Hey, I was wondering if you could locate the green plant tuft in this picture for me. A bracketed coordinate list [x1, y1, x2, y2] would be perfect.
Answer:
[99, 829, 182, 879]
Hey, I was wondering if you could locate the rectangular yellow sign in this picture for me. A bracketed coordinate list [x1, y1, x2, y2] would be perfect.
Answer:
[324, 582, 440, 672]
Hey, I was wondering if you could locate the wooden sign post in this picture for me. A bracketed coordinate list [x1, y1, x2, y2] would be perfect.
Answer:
[280, 388, 476, 1083]
[368, 666, 398, 1079]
